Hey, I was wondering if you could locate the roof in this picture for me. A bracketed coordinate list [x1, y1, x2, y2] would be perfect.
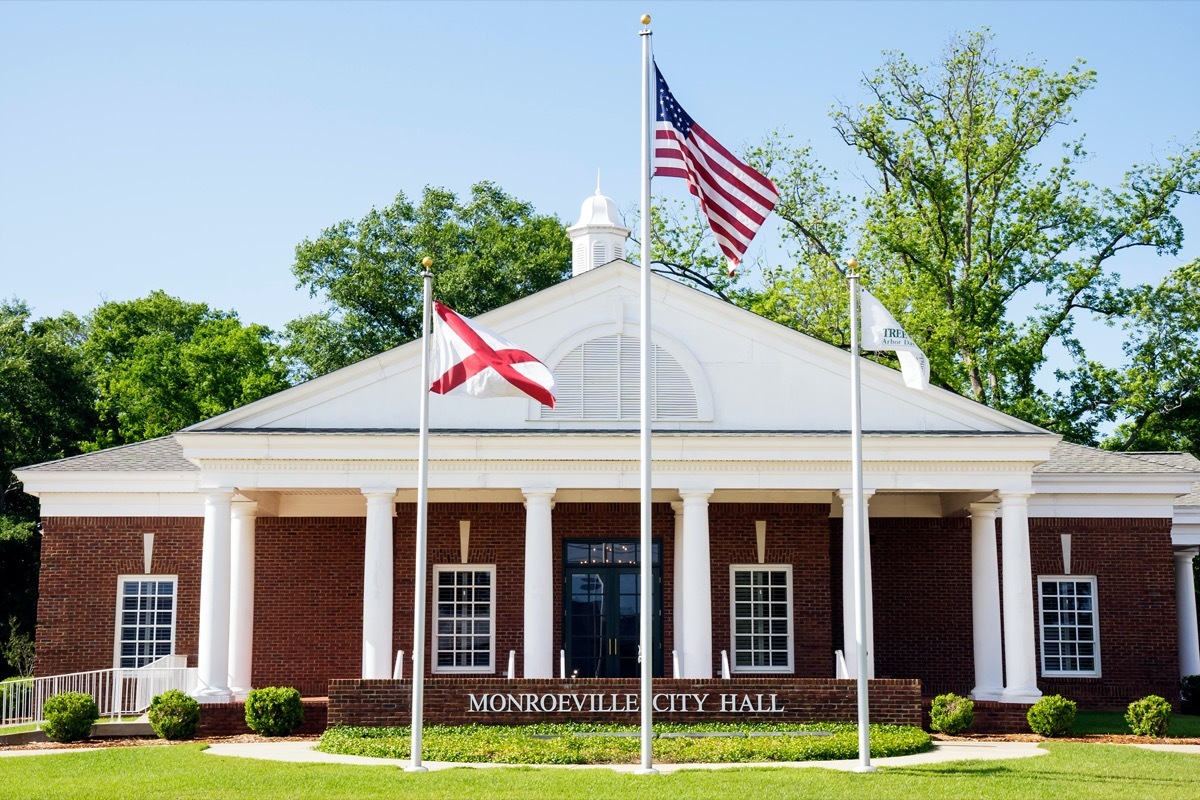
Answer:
[19, 436, 197, 473]
[1034, 442, 1200, 475]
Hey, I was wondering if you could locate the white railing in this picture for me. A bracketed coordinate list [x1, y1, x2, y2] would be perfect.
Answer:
[1, 656, 198, 731]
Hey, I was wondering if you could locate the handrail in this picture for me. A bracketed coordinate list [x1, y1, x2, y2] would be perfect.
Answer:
[1, 658, 199, 731]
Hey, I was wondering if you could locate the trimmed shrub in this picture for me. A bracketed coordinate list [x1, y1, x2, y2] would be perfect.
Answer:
[1126, 694, 1172, 737]
[1027, 694, 1076, 737]
[1182, 675, 1200, 716]
[42, 692, 99, 743]
[245, 686, 304, 736]
[929, 692, 975, 734]
[148, 689, 201, 740]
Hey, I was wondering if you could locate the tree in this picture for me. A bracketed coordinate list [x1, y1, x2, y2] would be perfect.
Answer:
[0, 300, 96, 677]
[82, 291, 290, 448]
[285, 181, 571, 379]
[741, 29, 1199, 443]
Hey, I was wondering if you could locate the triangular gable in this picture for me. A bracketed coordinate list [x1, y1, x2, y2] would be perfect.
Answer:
[190, 261, 1044, 435]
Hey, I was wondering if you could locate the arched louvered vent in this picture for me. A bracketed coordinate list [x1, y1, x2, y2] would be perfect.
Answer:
[613, 242, 624, 260]
[591, 241, 607, 268]
[544, 335, 699, 420]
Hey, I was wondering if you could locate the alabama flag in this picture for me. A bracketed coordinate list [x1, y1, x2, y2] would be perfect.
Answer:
[428, 302, 556, 408]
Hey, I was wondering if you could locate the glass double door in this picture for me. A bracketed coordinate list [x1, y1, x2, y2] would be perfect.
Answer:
[563, 539, 662, 679]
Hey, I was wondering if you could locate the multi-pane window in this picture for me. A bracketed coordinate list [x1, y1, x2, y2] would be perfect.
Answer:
[730, 566, 793, 673]
[433, 566, 495, 673]
[114, 576, 177, 668]
[1038, 576, 1100, 677]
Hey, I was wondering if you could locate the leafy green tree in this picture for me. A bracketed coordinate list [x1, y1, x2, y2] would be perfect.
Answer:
[0, 300, 96, 676]
[740, 29, 1199, 444]
[82, 291, 290, 448]
[285, 181, 571, 378]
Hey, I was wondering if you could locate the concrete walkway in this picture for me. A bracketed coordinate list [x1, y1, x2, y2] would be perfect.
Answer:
[202, 738, 1050, 772]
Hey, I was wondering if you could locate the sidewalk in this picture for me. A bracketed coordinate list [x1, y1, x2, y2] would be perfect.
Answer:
[202, 738, 1050, 772]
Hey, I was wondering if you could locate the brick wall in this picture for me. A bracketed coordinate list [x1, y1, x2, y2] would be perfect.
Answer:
[708, 504, 833, 677]
[36, 517, 203, 677]
[328, 677, 923, 727]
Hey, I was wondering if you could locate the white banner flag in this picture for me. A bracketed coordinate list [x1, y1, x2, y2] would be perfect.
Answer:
[860, 288, 929, 391]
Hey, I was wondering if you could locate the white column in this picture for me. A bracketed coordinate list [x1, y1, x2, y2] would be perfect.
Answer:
[195, 489, 234, 702]
[839, 489, 875, 678]
[1176, 550, 1200, 677]
[671, 501, 684, 672]
[522, 488, 555, 678]
[227, 500, 257, 699]
[1000, 492, 1042, 703]
[362, 489, 397, 679]
[679, 488, 713, 678]
[969, 502, 1004, 701]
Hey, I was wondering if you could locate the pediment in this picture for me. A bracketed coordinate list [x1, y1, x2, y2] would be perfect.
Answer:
[189, 261, 1044, 436]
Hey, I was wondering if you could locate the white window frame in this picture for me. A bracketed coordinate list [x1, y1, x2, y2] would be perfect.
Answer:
[432, 564, 497, 675]
[113, 574, 178, 669]
[1037, 574, 1101, 678]
[729, 564, 794, 674]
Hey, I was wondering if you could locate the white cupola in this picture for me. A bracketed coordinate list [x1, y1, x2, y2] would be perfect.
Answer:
[566, 177, 631, 276]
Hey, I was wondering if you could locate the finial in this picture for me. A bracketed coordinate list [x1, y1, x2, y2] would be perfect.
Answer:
[596, 169, 602, 195]
[422, 256, 433, 268]
[641, 14, 651, 25]
[846, 257, 859, 272]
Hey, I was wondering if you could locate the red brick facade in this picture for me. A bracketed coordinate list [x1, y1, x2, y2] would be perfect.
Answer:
[35, 506, 1180, 711]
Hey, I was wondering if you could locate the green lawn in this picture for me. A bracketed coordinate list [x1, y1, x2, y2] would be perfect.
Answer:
[1072, 710, 1200, 737]
[2, 742, 1199, 800]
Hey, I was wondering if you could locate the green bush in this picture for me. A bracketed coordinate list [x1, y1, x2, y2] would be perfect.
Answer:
[1126, 694, 1172, 737]
[42, 692, 99, 743]
[244, 686, 304, 736]
[929, 692, 975, 734]
[148, 689, 201, 740]
[1027, 694, 1077, 737]
[1182, 675, 1200, 716]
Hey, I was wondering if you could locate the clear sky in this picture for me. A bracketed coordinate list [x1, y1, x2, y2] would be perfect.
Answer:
[2, 0, 1197, 334]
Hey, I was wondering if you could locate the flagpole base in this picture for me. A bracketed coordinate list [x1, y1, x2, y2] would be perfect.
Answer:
[633, 767, 660, 775]
[405, 764, 428, 773]
[851, 764, 877, 773]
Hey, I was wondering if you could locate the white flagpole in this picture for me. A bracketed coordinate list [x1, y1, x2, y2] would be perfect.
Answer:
[407, 256, 434, 773]
[636, 12, 657, 775]
[847, 258, 875, 773]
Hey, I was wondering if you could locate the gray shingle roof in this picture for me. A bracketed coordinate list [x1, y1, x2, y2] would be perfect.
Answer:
[1035, 442, 1200, 475]
[19, 436, 197, 472]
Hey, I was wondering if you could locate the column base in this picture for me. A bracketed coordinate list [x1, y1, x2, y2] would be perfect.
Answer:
[1000, 687, 1043, 704]
[192, 687, 233, 704]
[969, 687, 1004, 702]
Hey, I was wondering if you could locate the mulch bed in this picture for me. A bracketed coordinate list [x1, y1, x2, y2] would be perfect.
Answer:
[0, 734, 319, 752]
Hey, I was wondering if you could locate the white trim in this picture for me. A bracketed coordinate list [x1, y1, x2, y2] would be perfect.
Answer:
[1037, 574, 1101, 678]
[431, 564, 497, 675]
[113, 574, 178, 669]
[728, 564, 794, 675]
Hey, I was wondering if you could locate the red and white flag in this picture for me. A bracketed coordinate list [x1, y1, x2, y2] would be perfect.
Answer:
[428, 302, 556, 408]
[653, 62, 779, 275]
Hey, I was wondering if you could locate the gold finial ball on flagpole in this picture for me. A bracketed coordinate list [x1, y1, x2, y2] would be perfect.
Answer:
[422, 256, 433, 268]
[846, 257, 859, 271]
[641, 14, 651, 24]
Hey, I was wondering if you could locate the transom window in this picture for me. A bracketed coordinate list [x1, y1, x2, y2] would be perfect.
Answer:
[433, 566, 495, 673]
[729, 565, 793, 673]
[542, 334, 698, 420]
[114, 576, 177, 668]
[1038, 576, 1100, 677]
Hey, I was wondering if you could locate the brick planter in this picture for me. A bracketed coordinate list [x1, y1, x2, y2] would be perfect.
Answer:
[195, 699, 328, 737]
[328, 677, 923, 728]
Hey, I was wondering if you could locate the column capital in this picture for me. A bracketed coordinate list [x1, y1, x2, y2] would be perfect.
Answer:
[231, 500, 259, 519]
[1175, 548, 1200, 560]
[968, 501, 999, 519]
[677, 487, 713, 502]
[202, 488, 236, 503]
[837, 488, 876, 501]
[999, 491, 1032, 503]
[361, 487, 398, 500]
[671, 500, 684, 513]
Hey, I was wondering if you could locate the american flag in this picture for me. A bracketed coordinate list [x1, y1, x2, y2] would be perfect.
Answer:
[653, 63, 779, 274]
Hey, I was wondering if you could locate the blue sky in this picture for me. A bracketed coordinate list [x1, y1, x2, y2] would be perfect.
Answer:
[2, 0, 1197, 336]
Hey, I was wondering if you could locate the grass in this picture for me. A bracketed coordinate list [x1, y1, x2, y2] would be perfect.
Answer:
[2, 741, 1200, 799]
[318, 722, 931, 764]
[1071, 710, 1200, 738]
